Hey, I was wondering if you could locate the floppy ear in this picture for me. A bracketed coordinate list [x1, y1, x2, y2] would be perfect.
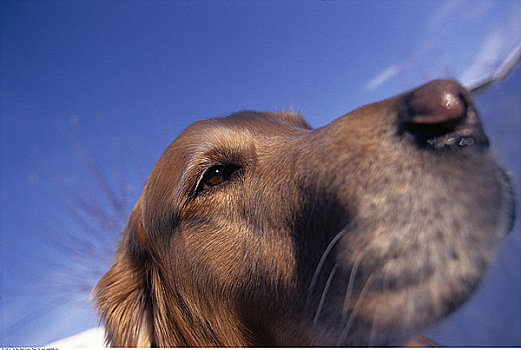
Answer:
[93, 205, 155, 347]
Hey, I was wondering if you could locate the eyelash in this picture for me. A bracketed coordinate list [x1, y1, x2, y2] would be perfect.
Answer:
[195, 163, 241, 195]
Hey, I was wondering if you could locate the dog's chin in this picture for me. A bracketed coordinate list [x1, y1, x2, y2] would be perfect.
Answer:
[350, 276, 478, 345]
[310, 245, 492, 347]
[314, 279, 478, 347]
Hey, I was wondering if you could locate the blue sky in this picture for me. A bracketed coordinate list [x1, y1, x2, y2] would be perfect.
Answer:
[1, 0, 521, 346]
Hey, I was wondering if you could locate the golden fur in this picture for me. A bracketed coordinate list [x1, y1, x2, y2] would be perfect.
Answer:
[95, 80, 515, 346]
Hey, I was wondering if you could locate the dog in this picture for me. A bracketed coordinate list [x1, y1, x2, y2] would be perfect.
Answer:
[94, 80, 516, 346]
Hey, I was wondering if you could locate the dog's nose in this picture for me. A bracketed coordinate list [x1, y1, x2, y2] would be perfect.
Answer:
[399, 79, 489, 150]
[404, 80, 467, 125]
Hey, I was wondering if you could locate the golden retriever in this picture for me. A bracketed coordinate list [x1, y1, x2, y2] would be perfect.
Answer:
[94, 80, 515, 346]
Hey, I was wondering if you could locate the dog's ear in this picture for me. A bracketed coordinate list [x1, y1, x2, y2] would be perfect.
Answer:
[93, 203, 155, 347]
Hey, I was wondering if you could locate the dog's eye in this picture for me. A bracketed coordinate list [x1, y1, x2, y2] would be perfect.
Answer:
[197, 164, 240, 193]
[204, 168, 226, 188]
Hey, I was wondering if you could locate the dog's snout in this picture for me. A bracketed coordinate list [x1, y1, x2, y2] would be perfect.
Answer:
[399, 79, 489, 150]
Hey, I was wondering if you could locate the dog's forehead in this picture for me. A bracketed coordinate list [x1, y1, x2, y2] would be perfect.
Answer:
[171, 111, 311, 150]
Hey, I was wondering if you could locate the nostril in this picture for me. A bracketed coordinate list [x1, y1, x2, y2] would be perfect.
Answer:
[398, 80, 489, 150]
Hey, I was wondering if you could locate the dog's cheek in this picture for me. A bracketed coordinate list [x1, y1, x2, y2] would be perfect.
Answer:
[182, 188, 298, 305]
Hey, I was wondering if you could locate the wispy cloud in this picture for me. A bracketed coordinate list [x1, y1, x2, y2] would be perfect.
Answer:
[460, 3, 521, 87]
[365, 65, 401, 91]
[364, 0, 521, 92]
[459, 29, 505, 86]
[426, 0, 463, 29]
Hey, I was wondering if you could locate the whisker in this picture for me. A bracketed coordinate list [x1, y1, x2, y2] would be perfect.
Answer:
[305, 230, 346, 310]
[341, 252, 362, 321]
[337, 273, 374, 346]
[313, 263, 338, 324]
[368, 283, 384, 346]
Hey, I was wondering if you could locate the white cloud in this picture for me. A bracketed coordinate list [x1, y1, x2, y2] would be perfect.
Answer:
[363, 0, 521, 92]
[365, 65, 401, 91]
[426, 0, 463, 30]
[459, 29, 506, 86]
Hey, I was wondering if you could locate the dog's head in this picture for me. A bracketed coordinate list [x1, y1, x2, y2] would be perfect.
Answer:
[95, 80, 515, 346]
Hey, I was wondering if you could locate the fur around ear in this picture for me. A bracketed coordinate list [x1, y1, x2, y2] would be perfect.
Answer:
[93, 207, 155, 347]
[94, 195, 250, 346]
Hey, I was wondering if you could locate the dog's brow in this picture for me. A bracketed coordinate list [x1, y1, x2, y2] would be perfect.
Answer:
[173, 126, 256, 203]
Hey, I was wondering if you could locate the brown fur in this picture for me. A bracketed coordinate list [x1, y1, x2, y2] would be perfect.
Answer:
[94, 80, 515, 346]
